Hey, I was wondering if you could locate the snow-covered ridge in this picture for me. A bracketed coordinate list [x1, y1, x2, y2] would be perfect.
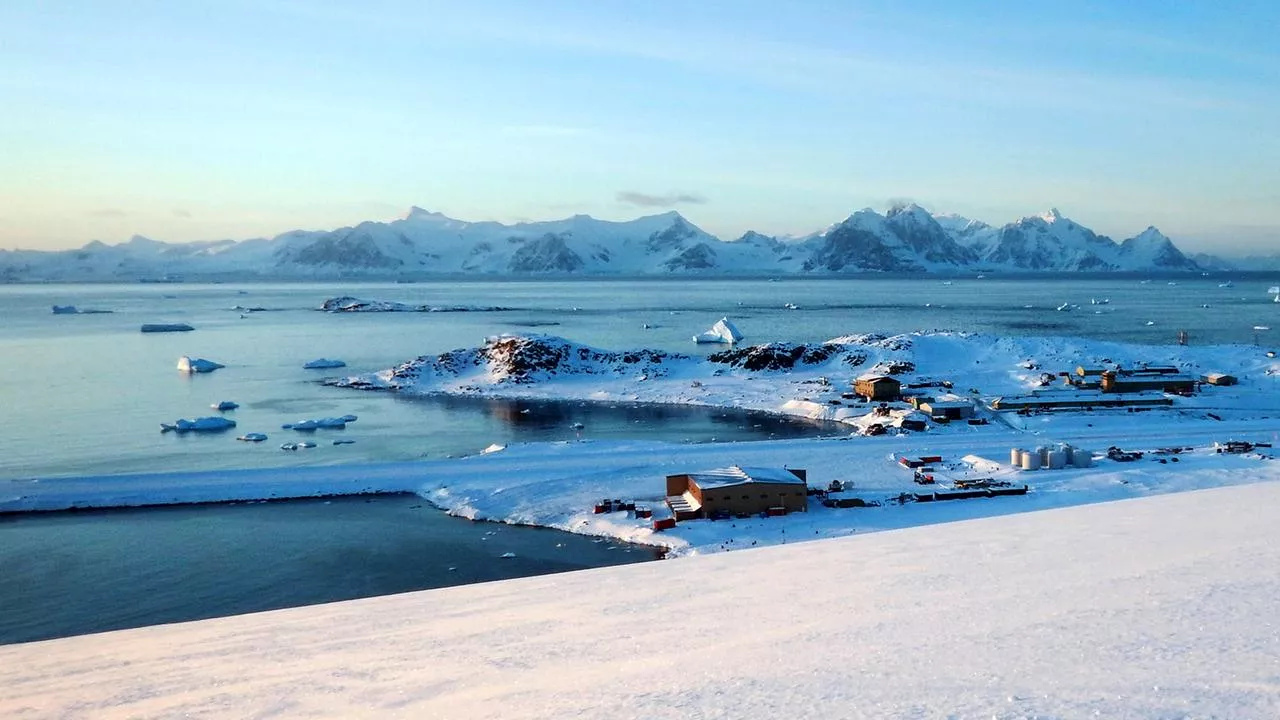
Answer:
[1, 203, 1208, 280]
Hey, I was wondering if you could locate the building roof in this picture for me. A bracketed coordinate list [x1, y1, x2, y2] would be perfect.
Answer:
[855, 374, 900, 384]
[921, 400, 973, 410]
[684, 465, 806, 489]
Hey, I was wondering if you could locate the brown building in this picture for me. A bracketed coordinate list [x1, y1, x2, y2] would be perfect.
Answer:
[665, 466, 808, 520]
[854, 375, 901, 401]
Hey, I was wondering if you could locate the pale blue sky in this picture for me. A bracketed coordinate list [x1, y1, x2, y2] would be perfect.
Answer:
[2, 1, 1277, 253]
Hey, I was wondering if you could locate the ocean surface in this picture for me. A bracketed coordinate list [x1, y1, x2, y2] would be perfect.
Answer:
[0, 494, 662, 644]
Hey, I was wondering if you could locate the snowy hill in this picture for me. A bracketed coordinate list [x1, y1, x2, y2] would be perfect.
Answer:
[0, 204, 1209, 280]
[5, 482, 1278, 718]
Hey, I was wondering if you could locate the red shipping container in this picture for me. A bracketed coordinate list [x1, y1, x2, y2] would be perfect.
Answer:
[652, 517, 677, 531]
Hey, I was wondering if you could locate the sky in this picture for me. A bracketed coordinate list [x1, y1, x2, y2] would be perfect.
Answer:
[1, 0, 1278, 255]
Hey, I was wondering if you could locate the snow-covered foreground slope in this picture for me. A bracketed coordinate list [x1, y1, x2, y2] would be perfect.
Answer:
[4, 481, 1279, 719]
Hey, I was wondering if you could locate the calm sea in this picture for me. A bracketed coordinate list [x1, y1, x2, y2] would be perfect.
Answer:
[0, 494, 662, 644]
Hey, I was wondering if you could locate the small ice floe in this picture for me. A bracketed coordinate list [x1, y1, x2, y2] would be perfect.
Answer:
[177, 356, 224, 373]
[141, 323, 194, 333]
[783, 302, 799, 310]
[303, 358, 347, 369]
[332, 439, 356, 445]
[500, 552, 517, 559]
[212, 400, 239, 411]
[237, 433, 268, 442]
[1056, 302, 1078, 312]
[52, 305, 112, 314]
[161, 416, 236, 434]
[570, 422, 585, 430]
[692, 317, 744, 344]
[1090, 298, 1110, 305]
[1219, 281, 1234, 288]
[941, 281, 953, 286]
[281, 414, 358, 431]
[280, 441, 317, 451]
[481, 443, 507, 454]
[1146, 321, 1156, 326]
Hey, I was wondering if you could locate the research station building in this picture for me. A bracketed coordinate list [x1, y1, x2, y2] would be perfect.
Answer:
[665, 466, 808, 520]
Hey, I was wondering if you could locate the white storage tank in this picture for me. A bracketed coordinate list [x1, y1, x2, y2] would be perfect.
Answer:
[1073, 449, 1093, 468]
[1047, 450, 1066, 469]
[1021, 451, 1042, 471]
[1059, 443, 1074, 464]
[1010, 448, 1024, 466]
[1037, 446, 1052, 465]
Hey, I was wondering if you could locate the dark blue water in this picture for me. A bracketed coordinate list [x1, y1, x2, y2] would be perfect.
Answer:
[0, 494, 662, 645]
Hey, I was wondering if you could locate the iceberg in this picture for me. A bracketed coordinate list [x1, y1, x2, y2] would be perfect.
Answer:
[237, 432, 268, 442]
[177, 356, 225, 373]
[282, 414, 358, 431]
[160, 416, 236, 434]
[303, 358, 347, 369]
[141, 323, 194, 333]
[212, 401, 239, 411]
[692, 317, 744, 345]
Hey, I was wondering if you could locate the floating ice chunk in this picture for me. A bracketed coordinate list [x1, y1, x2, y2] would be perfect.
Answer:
[177, 356, 224, 373]
[212, 400, 239, 411]
[692, 317, 744, 344]
[500, 552, 517, 559]
[332, 439, 356, 445]
[141, 323, 194, 333]
[481, 443, 507, 454]
[280, 441, 317, 451]
[237, 433, 268, 442]
[161, 416, 236, 434]
[282, 415, 358, 431]
[303, 358, 347, 369]
[52, 305, 113, 315]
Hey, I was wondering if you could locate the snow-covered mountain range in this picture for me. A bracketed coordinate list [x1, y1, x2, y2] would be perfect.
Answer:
[0, 204, 1209, 281]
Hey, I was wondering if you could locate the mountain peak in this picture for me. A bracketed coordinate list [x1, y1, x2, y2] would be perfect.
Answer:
[404, 206, 446, 221]
[1040, 208, 1064, 223]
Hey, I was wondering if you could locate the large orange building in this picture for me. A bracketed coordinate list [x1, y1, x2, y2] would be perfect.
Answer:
[665, 466, 808, 520]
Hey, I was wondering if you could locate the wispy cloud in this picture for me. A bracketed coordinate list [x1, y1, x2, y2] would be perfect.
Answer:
[172, 208, 192, 218]
[616, 191, 707, 207]
[86, 208, 127, 218]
